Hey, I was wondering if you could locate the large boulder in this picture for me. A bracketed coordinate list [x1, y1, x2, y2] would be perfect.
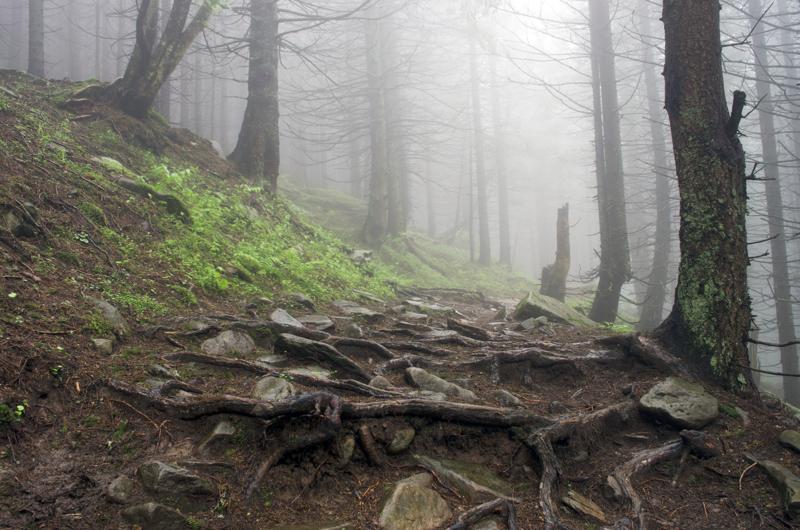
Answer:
[122, 502, 189, 529]
[405, 367, 476, 402]
[86, 297, 131, 338]
[379, 473, 452, 530]
[512, 291, 595, 327]
[137, 461, 217, 512]
[639, 377, 719, 429]
[200, 330, 255, 356]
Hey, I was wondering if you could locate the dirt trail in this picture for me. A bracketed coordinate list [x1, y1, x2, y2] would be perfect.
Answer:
[2, 288, 798, 529]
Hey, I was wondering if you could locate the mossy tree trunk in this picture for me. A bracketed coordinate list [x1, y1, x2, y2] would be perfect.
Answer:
[229, 0, 280, 193]
[103, 0, 215, 119]
[541, 204, 570, 302]
[588, 0, 631, 323]
[656, 0, 752, 389]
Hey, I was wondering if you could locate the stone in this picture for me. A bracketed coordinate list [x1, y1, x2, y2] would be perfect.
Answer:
[410, 390, 447, 401]
[200, 330, 255, 356]
[447, 318, 491, 340]
[122, 502, 189, 530]
[256, 353, 289, 366]
[92, 338, 114, 355]
[349, 249, 373, 264]
[370, 375, 392, 389]
[413, 455, 518, 503]
[337, 434, 356, 465]
[639, 377, 719, 429]
[387, 427, 416, 454]
[289, 366, 333, 380]
[758, 460, 800, 518]
[780, 430, 800, 453]
[561, 489, 607, 523]
[252, 376, 295, 402]
[290, 292, 316, 311]
[403, 311, 429, 321]
[513, 291, 595, 327]
[405, 299, 455, 316]
[518, 316, 548, 331]
[494, 305, 508, 321]
[106, 475, 136, 504]
[271, 308, 304, 329]
[472, 519, 502, 530]
[298, 314, 335, 332]
[137, 461, 218, 512]
[341, 323, 364, 338]
[269, 523, 353, 530]
[197, 421, 236, 454]
[494, 389, 522, 407]
[87, 296, 130, 338]
[148, 364, 180, 380]
[405, 367, 476, 402]
[332, 300, 385, 323]
[379, 473, 452, 530]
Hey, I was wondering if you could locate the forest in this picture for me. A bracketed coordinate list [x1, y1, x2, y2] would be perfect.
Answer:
[1, 0, 800, 528]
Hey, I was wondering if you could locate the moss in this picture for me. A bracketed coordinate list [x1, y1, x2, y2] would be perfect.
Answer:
[79, 202, 108, 226]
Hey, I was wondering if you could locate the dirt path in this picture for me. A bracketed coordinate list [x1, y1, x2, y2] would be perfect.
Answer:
[2, 289, 798, 529]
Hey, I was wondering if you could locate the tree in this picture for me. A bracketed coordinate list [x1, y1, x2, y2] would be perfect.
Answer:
[657, 0, 752, 388]
[588, 0, 630, 323]
[101, 0, 216, 119]
[28, 0, 45, 78]
[748, 0, 800, 404]
[229, 0, 280, 191]
[488, 37, 511, 267]
[468, 28, 491, 266]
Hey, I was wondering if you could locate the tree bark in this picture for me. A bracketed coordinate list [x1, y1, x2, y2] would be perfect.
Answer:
[656, 0, 752, 389]
[541, 204, 570, 302]
[748, 0, 800, 404]
[489, 38, 511, 267]
[229, 0, 280, 192]
[27, 0, 45, 78]
[469, 34, 491, 266]
[637, 0, 672, 332]
[102, 0, 215, 119]
[588, 0, 631, 323]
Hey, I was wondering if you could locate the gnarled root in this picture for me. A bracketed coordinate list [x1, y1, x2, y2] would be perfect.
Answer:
[447, 498, 518, 530]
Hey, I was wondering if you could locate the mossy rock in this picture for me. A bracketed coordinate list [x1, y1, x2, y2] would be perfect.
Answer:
[513, 291, 597, 327]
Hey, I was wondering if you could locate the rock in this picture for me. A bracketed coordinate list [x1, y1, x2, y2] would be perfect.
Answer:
[197, 421, 236, 454]
[405, 367, 476, 402]
[148, 364, 180, 380]
[290, 292, 316, 311]
[379, 473, 451, 530]
[288, 366, 333, 379]
[447, 318, 491, 340]
[349, 249, 373, 264]
[413, 455, 518, 503]
[87, 296, 130, 338]
[409, 390, 448, 401]
[332, 300, 385, 323]
[494, 305, 508, 321]
[513, 291, 595, 327]
[549, 401, 569, 414]
[472, 519, 502, 530]
[780, 430, 800, 453]
[137, 461, 217, 512]
[92, 338, 114, 355]
[337, 434, 356, 465]
[562, 489, 608, 523]
[370, 375, 392, 389]
[341, 323, 364, 338]
[758, 460, 800, 518]
[269, 523, 353, 530]
[353, 289, 385, 304]
[639, 377, 719, 429]
[270, 308, 304, 329]
[679, 430, 720, 459]
[122, 502, 189, 530]
[200, 330, 255, 356]
[106, 475, 136, 504]
[405, 299, 455, 316]
[518, 316, 548, 331]
[494, 389, 522, 407]
[387, 427, 416, 454]
[252, 376, 295, 402]
[298, 314, 335, 332]
[256, 353, 289, 366]
[276, 333, 371, 382]
[403, 311, 429, 321]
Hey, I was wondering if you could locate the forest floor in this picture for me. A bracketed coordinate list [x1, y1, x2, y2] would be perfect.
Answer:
[1, 70, 799, 530]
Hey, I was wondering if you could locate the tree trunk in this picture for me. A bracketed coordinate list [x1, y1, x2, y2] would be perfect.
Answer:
[349, 132, 362, 198]
[541, 204, 570, 302]
[28, 0, 45, 78]
[425, 152, 437, 238]
[469, 35, 491, 266]
[656, 0, 752, 389]
[637, 0, 672, 332]
[68, 0, 82, 81]
[103, 0, 215, 119]
[489, 38, 511, 267]
[363, 12, 390, 246]
[748, 0, 800, 404]
[588, 0, 631, 323]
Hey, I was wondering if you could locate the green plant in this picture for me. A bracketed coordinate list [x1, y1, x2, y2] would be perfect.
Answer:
[49, 364, 64, 380]
[169, 284, 198, 306]
[85, 310, 114, 336]
[79, 202, 108, 226]
[0, 400, 27, 425]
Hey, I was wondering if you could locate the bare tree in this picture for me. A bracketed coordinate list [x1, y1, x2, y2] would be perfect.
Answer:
[28, 0, 45, 77]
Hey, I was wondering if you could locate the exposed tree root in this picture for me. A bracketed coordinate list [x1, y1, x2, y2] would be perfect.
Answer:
[596, 334, 688, 376]
[380, 341, 455, 357]
[529, 433, 571, 530]
[357, 424, 385, 466]
[447, 498, 518, 530]
[605, 440, 684, 530]
[101, 380, 553, 428]
[231, 319, 330, 342]
[163, 352, 403, 398]
[274, 333, 372, 382]
[377, 355, 436, 373]
[446, 318, 493, 341]
[328, 337, 394, 360]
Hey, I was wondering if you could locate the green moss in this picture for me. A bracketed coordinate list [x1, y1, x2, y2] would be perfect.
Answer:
[79, 202, 108, 226]
[169, 284, 198, 307]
